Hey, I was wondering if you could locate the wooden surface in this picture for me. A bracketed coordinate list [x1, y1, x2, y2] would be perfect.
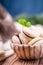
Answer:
[0, 53, 43, 65]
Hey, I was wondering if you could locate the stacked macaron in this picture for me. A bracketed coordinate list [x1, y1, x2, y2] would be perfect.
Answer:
[11, 25, 43, 59]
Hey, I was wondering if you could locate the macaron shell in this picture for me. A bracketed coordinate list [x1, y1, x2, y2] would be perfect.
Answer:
[33, 39, 43, 46]
[19, 33, 32, 44]
[12, 35, 20, 44]
[23, 26, 40, 38]
[28, 37, 43, 45]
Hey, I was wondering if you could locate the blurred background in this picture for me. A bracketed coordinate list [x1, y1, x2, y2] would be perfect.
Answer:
[0, 0, 43, 16]
[0, 0, 43, 25]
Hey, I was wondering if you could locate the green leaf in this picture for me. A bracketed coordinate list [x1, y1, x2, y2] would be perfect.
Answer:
[18, 18, 31, 27]
[26, 22, 31, 27]
[18, 18, 27, 26]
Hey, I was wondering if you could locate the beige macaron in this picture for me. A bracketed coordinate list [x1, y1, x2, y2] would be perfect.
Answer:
[33, 39, 43, 46]
[28, 37, 43, 46]
[23, 26, 40, 38]
[19, 32, 32, 44]
[11, 35, 20, 44]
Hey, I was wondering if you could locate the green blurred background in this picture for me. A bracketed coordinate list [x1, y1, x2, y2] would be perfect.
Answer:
[14, 13, 43, 25]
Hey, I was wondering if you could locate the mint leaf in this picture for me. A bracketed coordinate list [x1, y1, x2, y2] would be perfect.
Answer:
[18, 18, 31, 27]
[26, 22, 31, 27]
[18, 18, 27, 26]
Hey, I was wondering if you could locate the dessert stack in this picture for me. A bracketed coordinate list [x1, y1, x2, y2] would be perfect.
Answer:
[11, 25, 43, 59]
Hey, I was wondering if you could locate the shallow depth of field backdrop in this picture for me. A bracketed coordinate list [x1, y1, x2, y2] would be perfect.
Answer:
[0, 0, 43, 17]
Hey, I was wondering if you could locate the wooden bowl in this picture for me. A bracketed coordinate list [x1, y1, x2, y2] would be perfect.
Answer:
[11, 42, 43, 59]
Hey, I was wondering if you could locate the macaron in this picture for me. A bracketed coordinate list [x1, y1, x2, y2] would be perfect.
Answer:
[33, 39, 43, 46]
[19, 32, 32, 44]
[12, 35, 20, 44]
[23, 26, 40, 38]
[28, 37, 43, 46]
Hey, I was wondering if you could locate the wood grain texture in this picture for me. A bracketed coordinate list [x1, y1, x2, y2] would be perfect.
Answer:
[0, 53, 43, 65]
